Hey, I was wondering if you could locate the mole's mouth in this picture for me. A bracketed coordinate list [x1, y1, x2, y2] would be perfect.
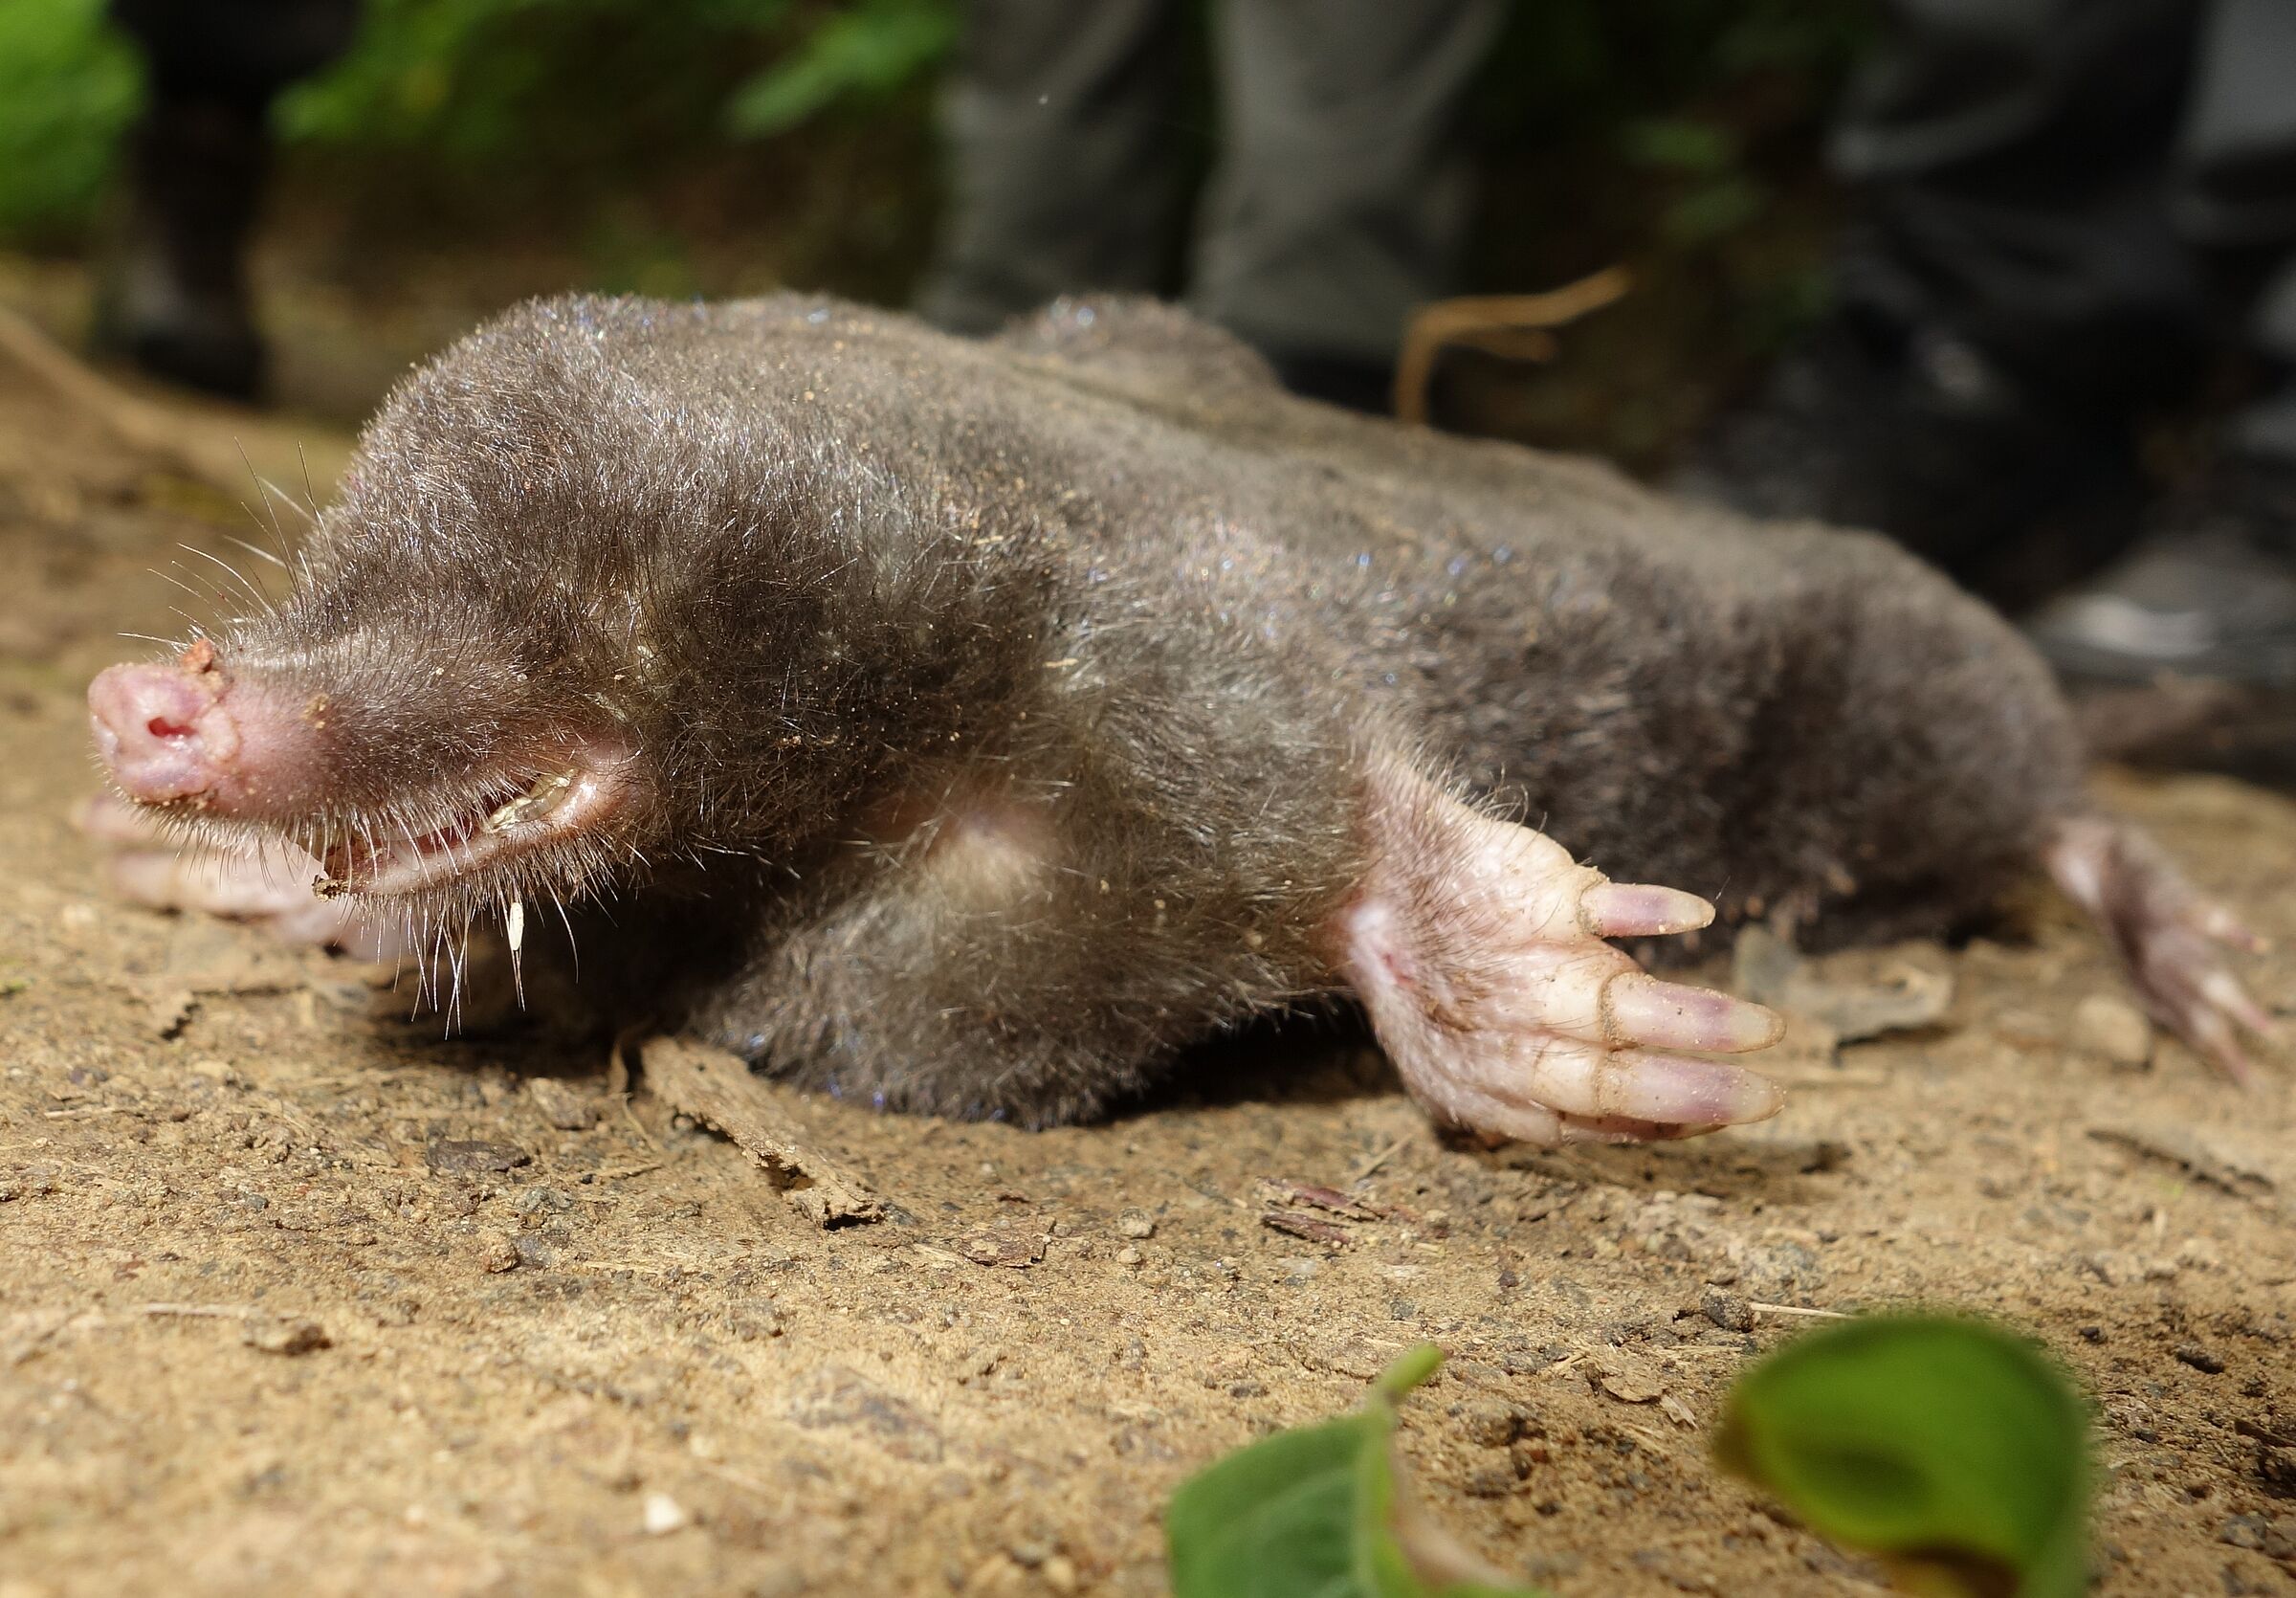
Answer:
[317, 745, 631, 898]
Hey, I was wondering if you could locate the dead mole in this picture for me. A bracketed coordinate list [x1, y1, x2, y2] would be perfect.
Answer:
[83, 293, 2272, 1142]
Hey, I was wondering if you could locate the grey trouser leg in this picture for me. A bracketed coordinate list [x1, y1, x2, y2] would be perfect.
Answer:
[2181, 0, 2296, 246]
[916, 0, 1184, 336]
[1187, 0, 1506, 366]
[2193, 0, 2296, 459]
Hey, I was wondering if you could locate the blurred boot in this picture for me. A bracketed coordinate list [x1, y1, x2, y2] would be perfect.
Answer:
[1671, 278, 2143, 609]
[2028, 260, 2296, 689]
[2025, 445, 2296, 688]
[99, 92, 271, 401]
[2007, 0, 2296, 692]
[99, 0, 364, 401]
[1677, 0, 2209, 607]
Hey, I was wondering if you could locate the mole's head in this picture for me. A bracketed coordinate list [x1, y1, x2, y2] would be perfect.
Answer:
[89, 295, 1000, 929]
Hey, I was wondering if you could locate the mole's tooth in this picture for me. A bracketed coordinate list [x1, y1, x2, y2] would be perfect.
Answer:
[506, 897, 525, 954]
[484, 771, 576, 832]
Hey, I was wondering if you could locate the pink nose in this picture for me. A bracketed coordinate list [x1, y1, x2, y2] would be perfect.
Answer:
[89, 657, 244, 805]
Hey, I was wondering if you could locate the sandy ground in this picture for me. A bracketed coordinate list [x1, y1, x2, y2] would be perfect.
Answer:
[2, 327, 2294, 1598]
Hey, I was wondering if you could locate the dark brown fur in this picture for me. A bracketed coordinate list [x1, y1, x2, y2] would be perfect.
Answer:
[199, 293, 2086, 1123]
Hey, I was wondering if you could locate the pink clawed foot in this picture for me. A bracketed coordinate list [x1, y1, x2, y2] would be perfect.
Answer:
[77, 792, 399, 959]
[1336, 765, 1785, 1146]
[2046, 814, 2275, 1081]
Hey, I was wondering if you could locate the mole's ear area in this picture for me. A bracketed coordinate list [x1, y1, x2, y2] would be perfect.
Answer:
[1332, 760, 1786, 1147]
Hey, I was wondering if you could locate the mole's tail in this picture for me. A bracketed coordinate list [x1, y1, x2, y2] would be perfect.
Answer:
[2044, 813, 2276, 1079]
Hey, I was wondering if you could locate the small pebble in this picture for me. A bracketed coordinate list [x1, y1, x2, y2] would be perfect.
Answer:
[1459, 1399, 1521, 1449]
[1462, 1463, 1518, 1498]
[728, 1301, 784, 1341]
[2173, 1343, 2224, 1374]
[2221, 1513, 2267, 1551]
[426, 1137, 531, 1176]
[1116, 1210, 1157, 1239]
[480, 1235, 519, 1274]
[960, 1227, 1043, 1269]
[242, 1317, 330, 1356]
[0, 1163, 60, 1203]
[642, 1492, 689, 1535]
[1701, 1289, 1755, 1333]
[1115, 1245, 1143, 1267]
[526, 1076, 597, 1130]
[2071, 993, 2152, 1068]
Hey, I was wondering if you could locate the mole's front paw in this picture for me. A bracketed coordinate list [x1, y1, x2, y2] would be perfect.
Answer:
[77, 792, 399, 959]
[1336, 764, 1785, 1146]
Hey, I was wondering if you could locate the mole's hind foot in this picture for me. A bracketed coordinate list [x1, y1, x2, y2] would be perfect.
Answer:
[2046, 814, 2275, 1080]
[77, 792, 400, 960]
[1336, 763, 1786, 1146]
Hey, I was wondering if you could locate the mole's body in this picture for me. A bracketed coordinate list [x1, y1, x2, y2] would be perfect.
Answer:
[86, 296, 2266, 1142]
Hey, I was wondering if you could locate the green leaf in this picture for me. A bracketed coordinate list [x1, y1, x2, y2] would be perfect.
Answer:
[1661, 174, 1766, 244]
[1716, 1317, 2091, 1598]
[723, 0, 955, 139]
[0, 0, 141, 237]
[1621, 116, 1739, 174]
[1165, 1345, 1547, 1598]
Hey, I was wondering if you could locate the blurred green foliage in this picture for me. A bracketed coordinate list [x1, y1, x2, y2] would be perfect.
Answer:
[0, 0, 1865, 245]
[0, 0, 139, 237]
[722, 0, 956, 139]
[0, 0, 963, 242]
[1166, 1345, 1541, 1598]
[274, 0, 956, 159]
[0, 0, 1866, 448]
[1169, 1320, 2091, 1598]
[1717, 1318, 2091, 1597]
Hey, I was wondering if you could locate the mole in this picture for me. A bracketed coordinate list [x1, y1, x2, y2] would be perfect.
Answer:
[82, 294, 2272, 1143]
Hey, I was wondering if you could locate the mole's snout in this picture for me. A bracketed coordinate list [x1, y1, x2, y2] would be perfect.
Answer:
[89, 644, 315, 815]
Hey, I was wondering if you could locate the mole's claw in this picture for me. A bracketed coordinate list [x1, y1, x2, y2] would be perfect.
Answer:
[1337, 761, 1785, 1148]
[1544, 1047, 1782, 1126]
[1560, 1113, 1725, 1145]
[1581, 881, 1714, 939]
[2204, 969, 2275, 1037]
[2185, 1010, 2256, 1086]
[1606, 971, 1784, 1054]
[84, 788, 398, 958]
[76, 791, 167, 846]
[2199, 903, 2266, 954]
[108, 848, 309, 918]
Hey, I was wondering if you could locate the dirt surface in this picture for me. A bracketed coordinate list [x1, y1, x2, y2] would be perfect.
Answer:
[3, 327, 2296, 1598]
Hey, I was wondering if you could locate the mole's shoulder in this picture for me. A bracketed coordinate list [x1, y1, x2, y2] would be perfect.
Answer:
[990, 297, 1282, 394]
